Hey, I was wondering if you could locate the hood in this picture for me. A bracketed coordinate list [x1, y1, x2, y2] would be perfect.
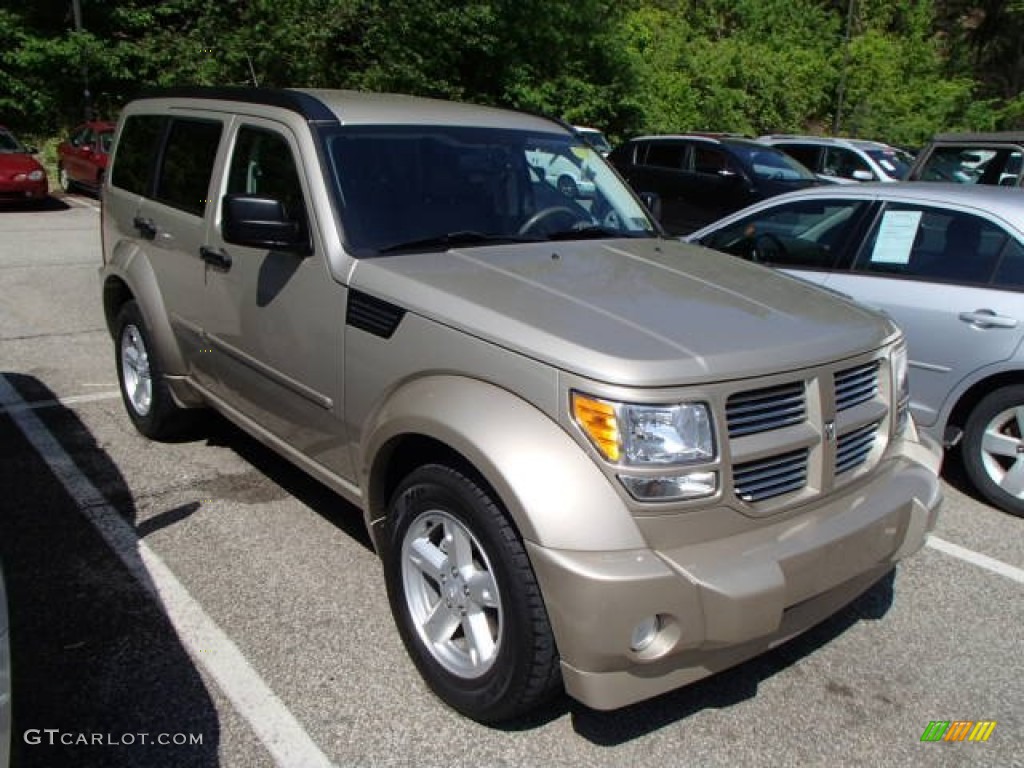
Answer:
[351, 238, 895, 387]
[0, 152, 44, 178]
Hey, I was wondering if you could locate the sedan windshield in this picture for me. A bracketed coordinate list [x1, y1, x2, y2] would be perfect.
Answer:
[0, 131, 27, 154]
[323, 125, 657, 255]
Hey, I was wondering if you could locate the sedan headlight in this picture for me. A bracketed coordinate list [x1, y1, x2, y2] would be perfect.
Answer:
[892, 341, 910, 433]
[27, 170, 44, 181]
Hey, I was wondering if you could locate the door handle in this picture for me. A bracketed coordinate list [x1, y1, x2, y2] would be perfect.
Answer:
[133, 216, 157, 240]
[200, 246, 232, 271]
[958, 309, 1018, 329]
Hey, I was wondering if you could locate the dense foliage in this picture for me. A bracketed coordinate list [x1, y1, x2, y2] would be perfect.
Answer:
[2, 0, 1022, 145]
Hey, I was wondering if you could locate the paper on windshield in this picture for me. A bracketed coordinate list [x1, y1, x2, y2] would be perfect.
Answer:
[870, 210, 922, 265]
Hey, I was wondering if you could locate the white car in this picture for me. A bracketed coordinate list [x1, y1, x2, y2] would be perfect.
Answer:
[574, 125, 612, 156]
[758, 135, 913, 184]
[525, 145, 597, 198]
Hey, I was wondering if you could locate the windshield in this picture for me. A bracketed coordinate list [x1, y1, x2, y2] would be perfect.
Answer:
[728, 144, 818, 181]
[323, 125, 657, 255]
[0, 130, 27, 154]
[866, 147, 912, 180]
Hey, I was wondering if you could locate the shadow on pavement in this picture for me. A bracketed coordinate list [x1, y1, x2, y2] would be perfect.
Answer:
[0, 373, 221, 767]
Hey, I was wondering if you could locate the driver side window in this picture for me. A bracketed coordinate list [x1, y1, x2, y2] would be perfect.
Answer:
[227, 126, 307, 226]
[700, 199, 866, 269]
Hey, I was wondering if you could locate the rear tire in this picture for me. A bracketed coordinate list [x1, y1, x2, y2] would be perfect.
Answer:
[383, 464, 561, 722]
[114, 300, 189, 440]
[961, 385, 1024, 517]
[58, 164, 73, 193]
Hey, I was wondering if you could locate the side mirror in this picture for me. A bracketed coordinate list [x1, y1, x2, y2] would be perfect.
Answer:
[851, 169, 874, 182]
[222, 194, 310, 254]
[639, 191, 662, 222]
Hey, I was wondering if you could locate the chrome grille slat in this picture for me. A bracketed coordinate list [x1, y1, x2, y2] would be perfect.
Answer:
[734, 449, 809, 502]
[726, 382, 806, 438]
[835, 361, 879, 412]
[836, 422, 879, 474]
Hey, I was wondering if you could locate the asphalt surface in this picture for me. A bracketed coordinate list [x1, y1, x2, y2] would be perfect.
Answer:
[0, 195, 1021, 767]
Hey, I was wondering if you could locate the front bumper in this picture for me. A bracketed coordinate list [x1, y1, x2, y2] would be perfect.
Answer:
[527, 434, 942, 711]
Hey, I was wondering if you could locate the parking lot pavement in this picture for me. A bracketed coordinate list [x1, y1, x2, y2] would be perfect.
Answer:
[1, 200, 1021, 767]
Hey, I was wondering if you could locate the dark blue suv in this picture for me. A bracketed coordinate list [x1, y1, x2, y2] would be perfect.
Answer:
[609, 134, 820, 235]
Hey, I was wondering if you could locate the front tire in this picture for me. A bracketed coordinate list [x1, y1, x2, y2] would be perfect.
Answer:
[384, 464, 561, 722]
[114, 300, 188, 440]
[961, 385, 1024, 517]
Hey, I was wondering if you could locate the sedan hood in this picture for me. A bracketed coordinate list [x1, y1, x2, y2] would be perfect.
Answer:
[351, 238, 895, 387]
[0, 152, 44, 177]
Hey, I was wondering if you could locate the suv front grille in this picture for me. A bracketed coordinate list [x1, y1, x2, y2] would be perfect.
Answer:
[733, 448, 809, 503]
[726, 382, 805, 438]
[835, 361, 879, 412]
[836, 421, 880, 475]
[723, 353, 889, 512]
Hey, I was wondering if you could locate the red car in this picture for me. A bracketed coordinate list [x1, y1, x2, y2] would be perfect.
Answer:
[0, 127, 48, 204]
[57, 121, 115, 194]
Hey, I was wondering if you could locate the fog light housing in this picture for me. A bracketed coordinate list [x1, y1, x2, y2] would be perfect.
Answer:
[630, 615, 662, 652]
[619, 471, 717, 501]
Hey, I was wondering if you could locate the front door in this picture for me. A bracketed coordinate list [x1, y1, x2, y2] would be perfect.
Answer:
[201, 119, 352, 479]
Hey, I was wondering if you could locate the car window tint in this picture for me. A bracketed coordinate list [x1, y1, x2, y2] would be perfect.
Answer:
[994, 237, 1024, 288]
[693, 146, 729, 175]
[700, 198, 866, 269]
[227, 126, 307, 224]
[111, 115, 167, 196]
[780, 145, 820, 172]
[855, 204, 1007, 284]
[644, 143, 685, 169]
[826, 148, 871, 180]
[154, 118, 223, 216]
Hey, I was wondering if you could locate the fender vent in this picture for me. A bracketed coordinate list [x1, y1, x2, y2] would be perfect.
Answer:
[346, 290, 405, 339]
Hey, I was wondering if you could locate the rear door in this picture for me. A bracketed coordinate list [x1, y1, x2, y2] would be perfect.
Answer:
[105, 113, 224, 389]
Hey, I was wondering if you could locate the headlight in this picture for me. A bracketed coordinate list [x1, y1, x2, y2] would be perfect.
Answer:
[892, 341, 910, 433]
[571, 392, 715, 465]
[28, 170, 44, 181]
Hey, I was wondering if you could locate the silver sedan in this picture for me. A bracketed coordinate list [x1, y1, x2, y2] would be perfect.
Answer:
[687, 182, 1024, 517]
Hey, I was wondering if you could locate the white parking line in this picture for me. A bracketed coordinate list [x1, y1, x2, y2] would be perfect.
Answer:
[927, 535, 1024, 585]
[0, 375, 335, 768]
[0, 390, 121, 415]
[61, 194, 102, 212]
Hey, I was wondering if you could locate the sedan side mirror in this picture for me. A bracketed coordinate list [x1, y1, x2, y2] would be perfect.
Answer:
[851, 169, 874, 182]
[222, 194, 310, 254]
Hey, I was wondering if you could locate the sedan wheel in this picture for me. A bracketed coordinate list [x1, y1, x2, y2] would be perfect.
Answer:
[962, 385, 1024, 517]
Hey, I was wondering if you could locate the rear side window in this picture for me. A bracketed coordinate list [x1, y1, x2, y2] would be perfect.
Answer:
[111, 115, 166, 195]
[644, 143, 686, 169]
[855, 204, 1008, 285]
[154, 119, 223, 216]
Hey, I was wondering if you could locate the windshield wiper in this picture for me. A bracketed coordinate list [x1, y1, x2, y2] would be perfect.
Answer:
[378, 231, 535, 254]
[542, 225, 639, 241]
